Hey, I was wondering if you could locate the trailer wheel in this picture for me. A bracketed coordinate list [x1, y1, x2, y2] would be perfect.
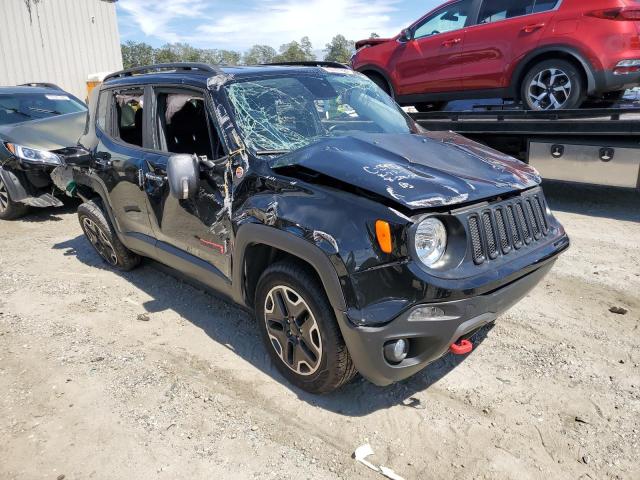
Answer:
[521, 59, 584, 110]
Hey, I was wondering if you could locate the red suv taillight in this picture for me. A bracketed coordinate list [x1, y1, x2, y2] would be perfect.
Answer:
[586, 7, 640, 20]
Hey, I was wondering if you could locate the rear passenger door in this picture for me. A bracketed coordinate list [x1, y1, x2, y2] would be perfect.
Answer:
[93, 87, 155, 239]
[143, 86, 231, 278]
[461, 0, 557, 91]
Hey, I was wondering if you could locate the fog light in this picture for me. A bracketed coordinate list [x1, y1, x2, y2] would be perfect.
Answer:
[384, 339, 409, 364]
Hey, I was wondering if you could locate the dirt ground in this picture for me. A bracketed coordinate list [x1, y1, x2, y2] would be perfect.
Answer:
[0, 181, 638, 480]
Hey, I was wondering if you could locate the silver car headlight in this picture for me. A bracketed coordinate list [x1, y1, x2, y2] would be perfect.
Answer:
[414, 217, 447, 267]
[5, 142, 61, 166]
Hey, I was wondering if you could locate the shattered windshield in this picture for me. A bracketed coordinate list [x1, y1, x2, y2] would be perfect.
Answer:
[223, 71, 417, 155]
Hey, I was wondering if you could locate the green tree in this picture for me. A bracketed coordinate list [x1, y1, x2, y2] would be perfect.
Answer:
[323, 35, 355, 64]
[154, 44, 180, 64]
[243, 44, 277, 65]
[300, 36, 314, 59]
[273, 37, 316, 62]
[217, 50, 242, 65]
[121, 41, 155, 69]
[370, 32, 381, 38]
[200, 49, 242, 65]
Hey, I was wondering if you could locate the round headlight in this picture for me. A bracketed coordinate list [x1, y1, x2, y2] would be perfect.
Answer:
[415, 218, 447, 267]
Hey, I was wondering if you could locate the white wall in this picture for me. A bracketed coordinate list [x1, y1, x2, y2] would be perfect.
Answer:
[0, 0, 123, 100]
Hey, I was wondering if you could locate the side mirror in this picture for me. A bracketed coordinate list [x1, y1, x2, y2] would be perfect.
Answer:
[400, 28, 413, 42]
[167, 154, 199, 200]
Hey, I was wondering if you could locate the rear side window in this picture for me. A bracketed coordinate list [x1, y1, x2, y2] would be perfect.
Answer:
[114, 90, 144, 147]
[531, 0, 559, 13]
[478, 0, 558, 24]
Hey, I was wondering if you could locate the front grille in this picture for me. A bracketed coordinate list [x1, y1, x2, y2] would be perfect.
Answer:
[468, 193, 551, 266]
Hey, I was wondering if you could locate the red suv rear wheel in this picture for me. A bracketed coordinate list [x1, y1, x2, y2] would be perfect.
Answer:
[521, 59, 585, 111]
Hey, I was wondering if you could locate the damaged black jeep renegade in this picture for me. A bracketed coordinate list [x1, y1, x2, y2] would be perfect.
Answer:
[54, 62, 569, 393]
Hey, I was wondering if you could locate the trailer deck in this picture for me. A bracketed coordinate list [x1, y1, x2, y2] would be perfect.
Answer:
[409, 106, 640, 189]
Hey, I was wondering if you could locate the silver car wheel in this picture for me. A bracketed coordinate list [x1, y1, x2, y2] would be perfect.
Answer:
[0, 177, 8, 212]
[528, 68, 572, 110]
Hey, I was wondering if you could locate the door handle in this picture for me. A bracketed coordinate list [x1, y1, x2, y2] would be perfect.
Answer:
[522, 23, 545, 33]
[441, 38, 462, 47]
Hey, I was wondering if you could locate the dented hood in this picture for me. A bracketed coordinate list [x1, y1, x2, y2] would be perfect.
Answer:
[272, 132, 541, 210]
[0, 111, 86, 151]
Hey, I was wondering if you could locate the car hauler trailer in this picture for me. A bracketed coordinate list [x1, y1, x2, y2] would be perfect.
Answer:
[409, 108, 640, 190]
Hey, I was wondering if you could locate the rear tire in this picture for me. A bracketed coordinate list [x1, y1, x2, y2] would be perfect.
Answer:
[255, 261, 357, 394]
[77, 198, 141, 271]
[521, 59, 585, 110]
[364, 72, 392, 96]
[0, 175, 29, 220]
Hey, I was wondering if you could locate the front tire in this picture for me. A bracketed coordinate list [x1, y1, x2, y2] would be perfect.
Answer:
[521, 59, 585, 110]
[0, 175, 28, 220]
[78, 199, 141, 271]
[255, 261, 357, 394]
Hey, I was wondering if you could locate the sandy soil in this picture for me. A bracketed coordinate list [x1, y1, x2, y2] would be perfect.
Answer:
[0, 181, 638, 480]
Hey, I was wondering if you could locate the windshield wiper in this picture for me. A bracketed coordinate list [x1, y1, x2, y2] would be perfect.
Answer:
[0, 104, 31, 118]
[256, 150, 291, 156]
[28, 107, 62, 115]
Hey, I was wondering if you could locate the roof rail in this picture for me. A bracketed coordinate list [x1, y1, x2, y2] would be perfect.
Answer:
[264, 61, 351, 70]
[18, 82, 63, 90]
[104, 63, 223, 83]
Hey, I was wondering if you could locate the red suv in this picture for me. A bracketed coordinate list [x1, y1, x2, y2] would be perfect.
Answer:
[352, 0, 640, 110]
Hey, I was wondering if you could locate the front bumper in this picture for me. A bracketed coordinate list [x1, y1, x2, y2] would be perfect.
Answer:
[0, 165, 62, 208]
[336, 260, 555, 386]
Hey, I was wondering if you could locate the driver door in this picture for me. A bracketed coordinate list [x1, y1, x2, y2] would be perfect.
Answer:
[143, 87, 232, 279]
[393, 0, 474, 96]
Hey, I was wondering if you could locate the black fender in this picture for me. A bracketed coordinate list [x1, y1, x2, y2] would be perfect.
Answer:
[356, 64, 396, 97]
[0, 166, 30, 203]
[233, 223, 347, 313]
[509, 45, 598, 98]
[72, 170, 121, 234]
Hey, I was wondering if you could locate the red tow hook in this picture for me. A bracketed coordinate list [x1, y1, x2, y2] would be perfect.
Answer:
[450, 339, 473, 355]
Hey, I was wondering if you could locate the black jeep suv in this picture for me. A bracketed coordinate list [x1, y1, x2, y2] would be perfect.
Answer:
[52, 62, 569, 393]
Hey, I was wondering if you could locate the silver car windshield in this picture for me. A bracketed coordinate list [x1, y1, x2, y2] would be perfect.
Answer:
[0, 93, 86, 126]
[223, 71, 417, 155]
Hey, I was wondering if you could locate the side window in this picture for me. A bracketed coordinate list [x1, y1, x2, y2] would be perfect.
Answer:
[155, 91, 218, 159]
[478, 0, 557, 25]
[114, 90, 144, 148]
[414, 0, 473, 39]
[531, 0, 559, 14]
[96, 91, 108, 131]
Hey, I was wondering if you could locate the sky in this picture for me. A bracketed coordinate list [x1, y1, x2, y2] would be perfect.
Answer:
[116, 0, 441, 52]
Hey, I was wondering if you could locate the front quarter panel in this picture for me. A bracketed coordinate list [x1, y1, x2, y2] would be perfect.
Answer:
[231, 167, 412, 312]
